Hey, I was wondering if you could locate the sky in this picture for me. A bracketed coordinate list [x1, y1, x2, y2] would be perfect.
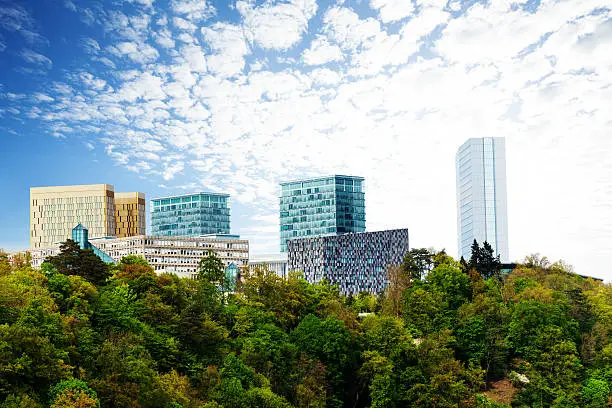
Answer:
[0, 0, 610, 280]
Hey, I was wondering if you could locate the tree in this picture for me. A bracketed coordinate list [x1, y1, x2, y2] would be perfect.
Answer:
[523, 253, 551, 269]
[401, 248, 434, 281]
[198, 252, 225, 285]
[469, 240, 501, 280]
[48, 379, 100, 408]
[45, 240, 110, 286]
[291, 314, 354, 407]
[581, 378, 610, 408]
[0, 251, 11, 277]
[383, 265, 411, 318]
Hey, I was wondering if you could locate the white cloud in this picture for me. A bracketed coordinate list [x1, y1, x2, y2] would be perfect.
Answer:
[170, 0, 214, 21]
[323, 7, 382, 50]
[162, 161, 185, 180]
[64, 0, 77, 12]
[238, 0, 318, 50]
[5, 0, 612, 280]
[370, 0, 415, 23]
[202, 23, 250, 77]
[20, 49, 52, 68]
[180, 43, 207, 72]
[172, 16, 197, 32]
[302, 36, 344, 65]
[81, 38, 101, 54]
[32, 92, 54, 102]
[153, 28, 176, 49]
[108, 41, 160, 64]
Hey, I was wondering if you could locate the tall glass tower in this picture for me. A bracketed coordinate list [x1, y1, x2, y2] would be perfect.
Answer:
[280, 175, 365, 252]
[456, 138, 509, 262]
[151, 192, 230, 237]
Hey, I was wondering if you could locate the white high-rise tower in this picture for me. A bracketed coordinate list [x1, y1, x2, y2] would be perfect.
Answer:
[456, 137, 509, 262]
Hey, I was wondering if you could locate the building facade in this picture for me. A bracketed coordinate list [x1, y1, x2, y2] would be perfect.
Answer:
[248, 253, 288, 279]
[280, 175, 365, 252]
[151, 193, 231, 237]
[90, 234, 248, 279]
[115, 192, 146, 238]
[456, 137, 509, 262]
[30, 184, 146, 249]
[30, 184, 116, 249]
[287, 229, 409, 295]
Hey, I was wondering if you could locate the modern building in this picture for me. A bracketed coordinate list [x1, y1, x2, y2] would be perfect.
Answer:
[456, 137, 509, 262]
[248, 253, 288, 279]
[151, 193, 231, 237]
[287, 229, 409, 295]
[280, 175, 365, 252]
[25, 223, 116, 267]
[72, 223, 116, 263]
[115, 192, 146, 238]
[31, 184, 115, 249]
[30, 184, 145, 249]
[90, 234, 248, 279]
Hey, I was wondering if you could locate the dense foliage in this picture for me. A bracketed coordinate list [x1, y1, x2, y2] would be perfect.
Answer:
[0, 243, 609, 407]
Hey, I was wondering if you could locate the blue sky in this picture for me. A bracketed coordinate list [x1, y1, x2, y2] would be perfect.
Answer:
[0, 0, 611, 280]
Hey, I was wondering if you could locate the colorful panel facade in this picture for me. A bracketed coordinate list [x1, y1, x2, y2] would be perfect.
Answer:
[287, 229, 409, 295]
[151, 193, 231, 237]
[115, 192, 146, 238]
[280, 175, 365, 252]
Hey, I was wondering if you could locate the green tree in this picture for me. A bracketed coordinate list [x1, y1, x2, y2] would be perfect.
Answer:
[581, 378, 610, 408]
[292, 314, 354, 407]
[401, 248, 434, 281]
[198, 252, 225, 285]
[469, 240, 501, 280]
[48, 379, 100, 408]
[45, 240, 110, 286]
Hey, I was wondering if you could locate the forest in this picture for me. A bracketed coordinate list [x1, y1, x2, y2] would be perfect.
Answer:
[0, 240, 610, 408]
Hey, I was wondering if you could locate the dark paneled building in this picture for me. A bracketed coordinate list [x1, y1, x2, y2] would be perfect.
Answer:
[287, 229, 409, 295]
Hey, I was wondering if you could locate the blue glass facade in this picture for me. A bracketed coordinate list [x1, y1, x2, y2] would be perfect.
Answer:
[151, 193, 230, 237]
[71, 224, 116, 264]
[456, 138, 509, 262]
[280, 175, 365, 252]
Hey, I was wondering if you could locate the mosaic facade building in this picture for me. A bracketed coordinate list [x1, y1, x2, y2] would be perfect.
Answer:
[151, 193, 231, 237]
[280, 175, 365, 252]
[456, 137, 509, 262]
[287, 229, 409, 295]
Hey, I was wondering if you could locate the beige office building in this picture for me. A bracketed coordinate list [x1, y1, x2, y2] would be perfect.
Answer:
[30, 184, 145, 249]
[115, 192, 146, 238]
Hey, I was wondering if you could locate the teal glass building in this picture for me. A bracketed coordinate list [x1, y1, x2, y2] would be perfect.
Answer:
[280, 175, 365, 252]
[71, 224, 116, 264]
[151, 193, 230, 237]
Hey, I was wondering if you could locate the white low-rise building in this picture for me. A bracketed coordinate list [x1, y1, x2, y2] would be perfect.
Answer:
[90, 234, 248, 279]
[248, 253, 288, 278]
[21, 234, 248, 279]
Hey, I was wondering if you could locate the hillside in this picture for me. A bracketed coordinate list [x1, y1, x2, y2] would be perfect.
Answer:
[0, 244, 610, 408]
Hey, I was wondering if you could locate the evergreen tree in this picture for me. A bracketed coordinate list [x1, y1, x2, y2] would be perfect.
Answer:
[468, 240, 501, 280]
[45, 240, 110, 286]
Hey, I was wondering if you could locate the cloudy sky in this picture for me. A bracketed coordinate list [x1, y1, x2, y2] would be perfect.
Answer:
[0, 0, 610, 280]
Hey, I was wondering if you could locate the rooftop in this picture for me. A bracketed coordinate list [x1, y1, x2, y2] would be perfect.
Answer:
[151, 192, 230, 201]
[280, 174, 365, 186]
